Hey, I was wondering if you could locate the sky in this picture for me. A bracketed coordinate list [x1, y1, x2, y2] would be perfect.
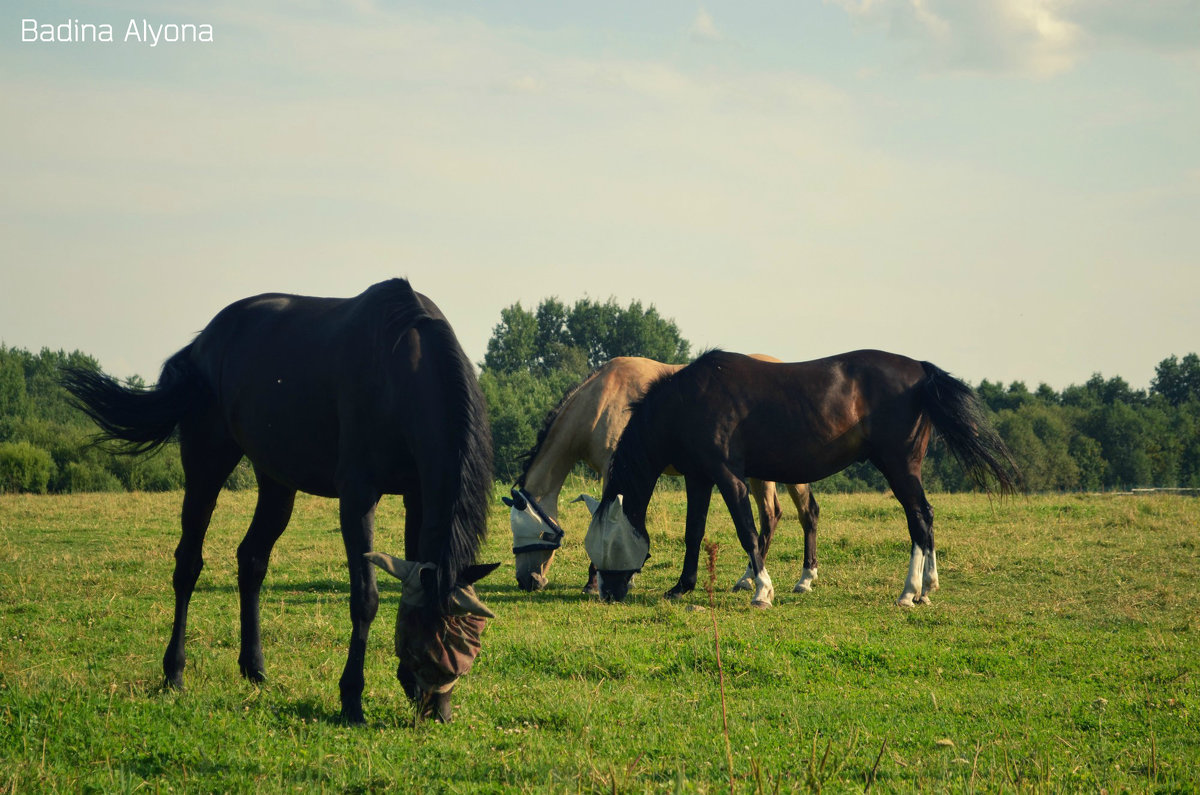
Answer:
[3, 0, 1198, 391]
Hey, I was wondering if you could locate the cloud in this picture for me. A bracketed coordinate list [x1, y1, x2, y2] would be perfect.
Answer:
[690, 8, 721, 42]
[1071, 0, 1200, 54]
[827, 0, 1200, 76]
[828, 0, 1082, 76]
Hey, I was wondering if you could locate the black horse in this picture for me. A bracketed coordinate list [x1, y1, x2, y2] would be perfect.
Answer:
[584, 350, 1020, 605]
[63, 278, 497, 723]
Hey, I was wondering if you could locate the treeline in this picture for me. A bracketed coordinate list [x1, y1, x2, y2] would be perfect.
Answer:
[0, 346, 254, 494]
[3, 314, 1199, 494]
[854, 359, 1200, 494]
[475, 300, 1200, 493]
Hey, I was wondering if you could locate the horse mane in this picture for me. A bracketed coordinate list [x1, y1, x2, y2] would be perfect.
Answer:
[378, 279, 493, 600]
[515, 362, 608, 488]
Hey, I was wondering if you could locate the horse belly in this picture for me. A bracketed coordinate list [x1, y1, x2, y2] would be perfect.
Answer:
[227, 387, 343, 497]
[742, 425, 868, 485]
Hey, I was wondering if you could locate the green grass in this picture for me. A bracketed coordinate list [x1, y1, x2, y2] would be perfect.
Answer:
[1, 479, 1198, 792]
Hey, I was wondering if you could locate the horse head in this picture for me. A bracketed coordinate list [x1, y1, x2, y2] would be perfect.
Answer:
[582, 493, 648, 602]
[504, 487, 564, 592]
[364, 552, 498, 722]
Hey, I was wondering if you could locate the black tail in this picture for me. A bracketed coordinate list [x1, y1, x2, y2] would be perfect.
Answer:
[920, 362, 1022, 495]
[61, 346, 206, 455]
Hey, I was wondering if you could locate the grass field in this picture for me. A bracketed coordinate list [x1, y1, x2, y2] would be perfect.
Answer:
[1, 479, 1197, 792]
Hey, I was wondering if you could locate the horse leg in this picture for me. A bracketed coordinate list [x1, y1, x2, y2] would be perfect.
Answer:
[880, 464, 936, 607]
[715, 469, 773, 608]
[236, 473, 296, 682]
[666, 475, 713, 598]
[337, 481, 381, 725]
[583, 563, 599, 595]
[735, 479, 782, 592]
[163, 422, 242, 690]
[788, 484, 821, 594]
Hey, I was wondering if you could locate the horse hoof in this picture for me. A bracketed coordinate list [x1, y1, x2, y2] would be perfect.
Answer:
[240, 664, 267, 683]
[916, 594, 932, 605]
[792, 582, 813, 594]
[751, 599, 772, 609]
[895, 595, 916, 607]
[731, 579, 752, 592]
[582, 584, 599, 596]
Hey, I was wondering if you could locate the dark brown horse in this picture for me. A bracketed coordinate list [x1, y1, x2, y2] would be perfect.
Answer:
[504, 355, 819, 595]
[62, 279, 497, 723]
[585, 350, 1019, 605]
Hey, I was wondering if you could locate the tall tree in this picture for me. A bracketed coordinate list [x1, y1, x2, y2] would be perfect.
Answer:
[480, 296, 691, 480]
[482, 296, 690, 377]
[1151, 353, 1200, 406]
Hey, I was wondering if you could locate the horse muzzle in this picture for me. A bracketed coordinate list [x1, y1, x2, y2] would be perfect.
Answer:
[514, 549, 554, 592]
[399, 663, 457, 723]
[516, 569, 549, 592]
[597, 570, 636, 602]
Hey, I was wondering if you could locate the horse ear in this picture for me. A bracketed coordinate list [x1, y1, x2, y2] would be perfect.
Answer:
[501, 496, 514, 508]
[571, 493, 601, 515]
[364, 551, 421, 582]
[511, 489, 528, 511]
[460, 562, 501, 585]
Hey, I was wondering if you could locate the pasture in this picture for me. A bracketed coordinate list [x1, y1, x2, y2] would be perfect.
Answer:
[1, 480, 1197, 792]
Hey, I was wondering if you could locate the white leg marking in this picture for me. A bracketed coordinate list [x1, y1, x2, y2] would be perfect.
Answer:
[751, 568, 775, 608]
[792, 566, 817, 594]
[921, 549, 939, 601]
[895, 545, 925, 607]
[732, 563, 754, 592]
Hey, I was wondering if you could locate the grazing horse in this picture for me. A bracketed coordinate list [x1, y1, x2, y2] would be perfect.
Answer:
[62, 279, 498, 724]
[503, 355, 820, 594]
[585, 350, 1020, 606]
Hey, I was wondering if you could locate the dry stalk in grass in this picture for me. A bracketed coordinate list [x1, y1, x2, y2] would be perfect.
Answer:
[704, 540, 735, 794]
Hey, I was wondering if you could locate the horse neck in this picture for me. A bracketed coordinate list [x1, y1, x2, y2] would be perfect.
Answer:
[605, 417, 666, 526]
[519, 428, 582, 520]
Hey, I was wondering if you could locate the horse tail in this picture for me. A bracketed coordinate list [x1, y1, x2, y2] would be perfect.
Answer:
[919, 362, 1022, 495]
[61, 345, 207, 455]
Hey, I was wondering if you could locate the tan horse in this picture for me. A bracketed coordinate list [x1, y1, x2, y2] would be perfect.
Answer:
[505, 355, 820, 594]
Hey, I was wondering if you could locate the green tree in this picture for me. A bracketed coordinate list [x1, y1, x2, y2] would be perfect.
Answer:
[483, 296, 690, 376]
[0, 347, 29, 428]
[479, 369, 580, 482]
[996, 404, 1079, 491]
[1068, 432, 1106, 491]
[480, 296, 691, 480]
[1083, 401, 1152, 489]
[1151, 353, 1200, 406]
[483, 304, 538, 375]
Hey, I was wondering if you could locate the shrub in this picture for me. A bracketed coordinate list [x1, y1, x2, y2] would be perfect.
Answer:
[60, 460, 124, 493]
[0, 441, 56, 494]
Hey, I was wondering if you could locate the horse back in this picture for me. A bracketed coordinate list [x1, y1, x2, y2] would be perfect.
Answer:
[673, 350, 929, 483]
[187, 280, 443, 495]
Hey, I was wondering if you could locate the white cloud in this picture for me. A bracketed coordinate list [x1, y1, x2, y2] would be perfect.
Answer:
[690, 8, 721, 42]
[828, 0, 1081, 75]
[829, 0, 1200, 75]
[2, 2, 1197, 388]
